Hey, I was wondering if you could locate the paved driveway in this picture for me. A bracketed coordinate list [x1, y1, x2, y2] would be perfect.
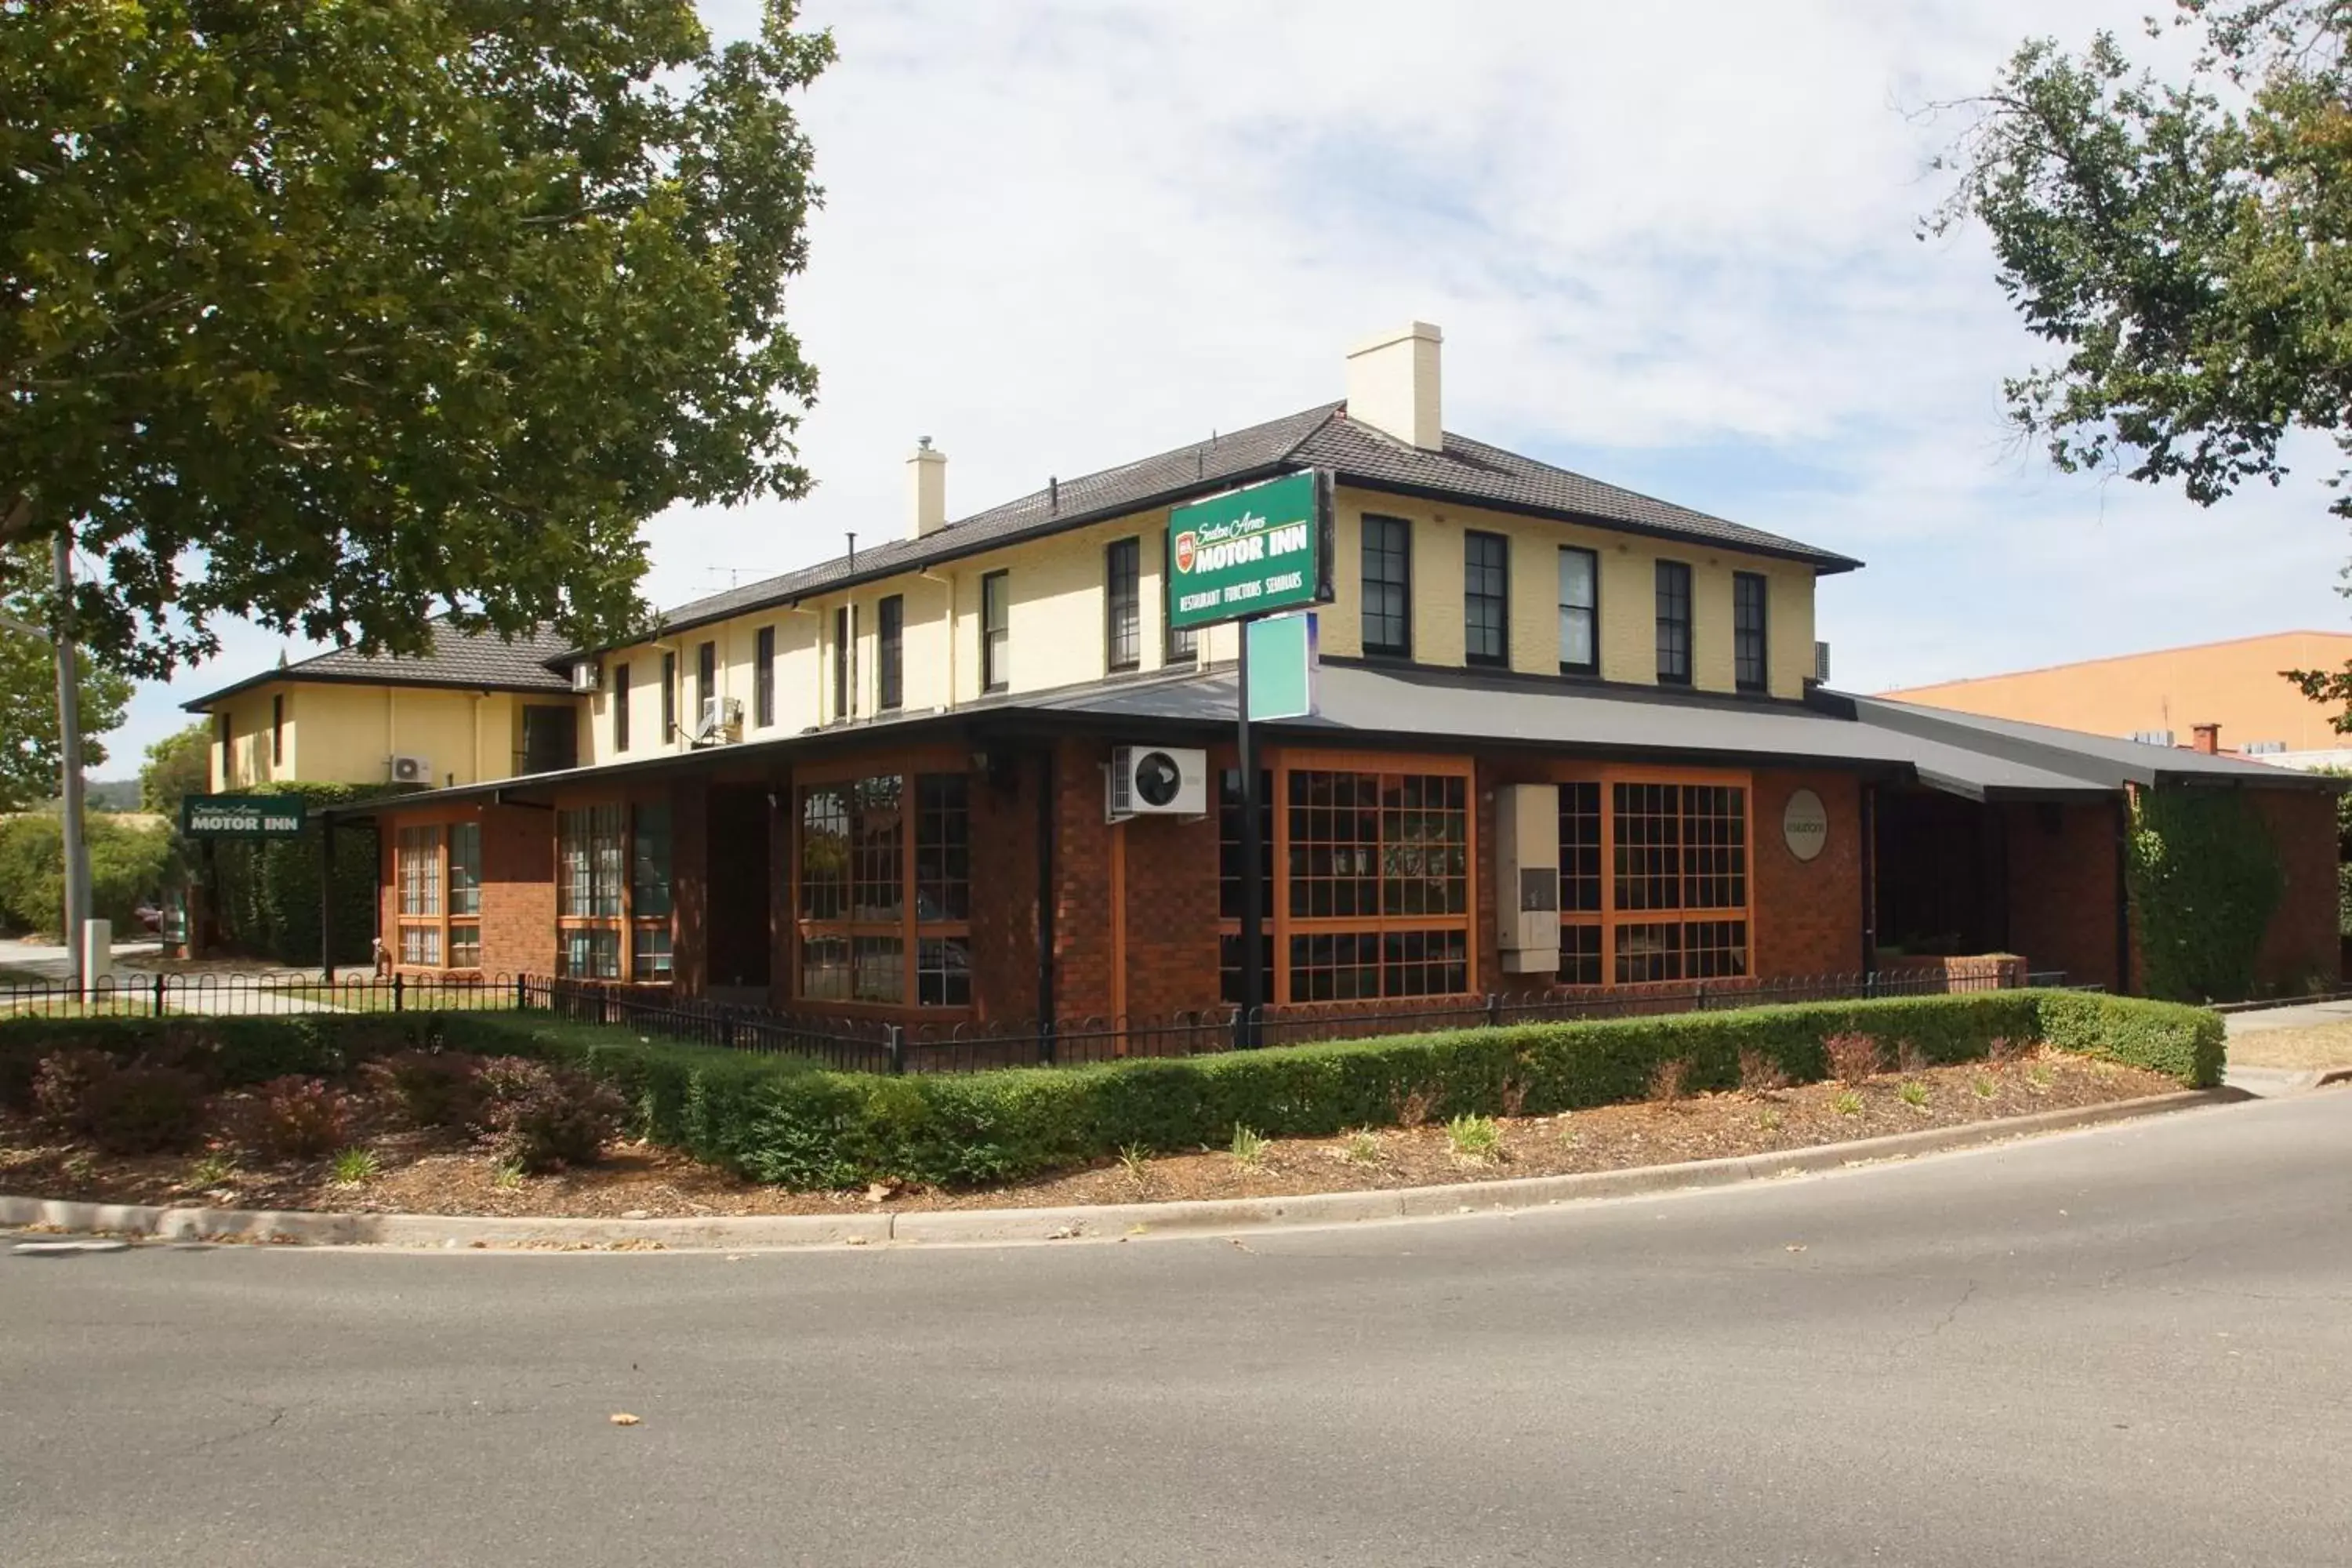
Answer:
[5, 1089, 2350, 1567]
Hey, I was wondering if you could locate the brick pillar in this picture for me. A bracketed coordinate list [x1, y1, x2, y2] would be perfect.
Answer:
[671, 776, 709, 996]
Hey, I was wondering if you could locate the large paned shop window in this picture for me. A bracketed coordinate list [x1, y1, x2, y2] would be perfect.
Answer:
[1218, 759, 1472, 1003]
[1557, 775, 1749, 985]
[797, 771, 971, 1007]
[557, 803, 673, 981]
[394, 822, 481, 969]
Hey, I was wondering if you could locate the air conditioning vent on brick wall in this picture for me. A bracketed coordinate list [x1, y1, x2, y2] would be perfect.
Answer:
[1813, 641, 1832, 684]
[1107, 746, 1207, 820]
[388, 754, 433, 786]
[570, 659, 601, 693]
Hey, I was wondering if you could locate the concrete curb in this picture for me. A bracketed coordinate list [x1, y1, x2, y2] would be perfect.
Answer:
[0, 1088, 2230, 1252]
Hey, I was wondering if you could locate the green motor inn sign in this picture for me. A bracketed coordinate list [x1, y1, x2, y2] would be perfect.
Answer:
[180, 794, 307, 840]
[1166, 469, 1334, 631]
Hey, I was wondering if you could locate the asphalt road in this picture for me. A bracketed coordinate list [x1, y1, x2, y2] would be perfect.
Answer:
[5, 1091, 2351, 1568]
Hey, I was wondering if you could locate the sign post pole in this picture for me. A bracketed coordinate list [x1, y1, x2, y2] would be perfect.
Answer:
[1236, 615, 1262, 1047]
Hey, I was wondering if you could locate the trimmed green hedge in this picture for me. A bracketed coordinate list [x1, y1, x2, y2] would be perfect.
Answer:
[0, 990, 2223, 1189]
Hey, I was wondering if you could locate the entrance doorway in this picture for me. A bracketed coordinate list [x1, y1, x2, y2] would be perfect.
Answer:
[706, 785, 772, 996]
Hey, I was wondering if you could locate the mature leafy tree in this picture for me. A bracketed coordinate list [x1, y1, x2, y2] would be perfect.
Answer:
[0, 547, 129, 811]
[2, 1, 833, 677]
[1932, 2, 2352, 724]
[139, 720, 212, 818]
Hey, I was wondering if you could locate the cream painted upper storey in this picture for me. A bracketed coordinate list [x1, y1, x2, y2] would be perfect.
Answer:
[572, 481, 1823, 769]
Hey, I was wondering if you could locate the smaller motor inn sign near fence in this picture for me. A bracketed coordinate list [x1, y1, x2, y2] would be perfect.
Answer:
[1167, 470, 1334, 631]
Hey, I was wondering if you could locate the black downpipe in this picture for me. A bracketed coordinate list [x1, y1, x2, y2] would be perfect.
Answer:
[1035, 748, 1055, 1056]
[1859, 782, 1878, 983]
[319, 822, 338, 982]
[2113, 791, 2134, 996]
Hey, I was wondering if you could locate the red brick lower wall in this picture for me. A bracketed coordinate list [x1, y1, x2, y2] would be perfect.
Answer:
[2250, 788, 2340, 990]
[2002, 800, 2125, 992]
[1752, 770, 1865, 979]
[480, 804, 557, 977]
[967, 752, 1044, 1022]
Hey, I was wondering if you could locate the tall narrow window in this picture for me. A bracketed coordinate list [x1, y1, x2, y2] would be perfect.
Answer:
[1362, 515, 1412, 657]
[695, 640, 716, 728]
[557, 804, 626, 979]
[982, 571, 1010, 692]
[753, 626, 775, 728]
[612, 662, 631, 753]
[216, 712, 232, 785]
[1655, 561, 1692, 685]
[631, 803, 673, 981]
[797, 772, 971, 1006]
[1464, 531, 1508, 666]
[877, 596, 904, 711]
[832, 606, 851, 720]
[1733, 572, 1768, 692]
[270, 694, 285, 768]
[448, 822, 482, 968]
[1558, 546, 1599, 676]
[394, 826, 444, 967]
[1105, 538, 1141, 672]
[659, 651, 677, 742]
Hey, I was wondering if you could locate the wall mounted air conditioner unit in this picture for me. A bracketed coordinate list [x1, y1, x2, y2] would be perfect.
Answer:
[571, 659, 601, 694]
[693, 696, 744, 746]
[388, 754, 433, 786]
[1813, 641, 1832, 684]
[1107, 746, 1207, 820]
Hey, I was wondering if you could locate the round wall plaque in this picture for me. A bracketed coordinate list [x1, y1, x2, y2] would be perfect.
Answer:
[1781, 788, 1829, 862]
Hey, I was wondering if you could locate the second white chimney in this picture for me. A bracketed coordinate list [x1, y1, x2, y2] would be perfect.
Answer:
[906, 437, 948, 539]
[1345, 322, 1443, 450]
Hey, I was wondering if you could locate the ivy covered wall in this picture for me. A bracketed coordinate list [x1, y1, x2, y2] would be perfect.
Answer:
[199, 782, 406, 966]
[2124, 787, 2285, 1004]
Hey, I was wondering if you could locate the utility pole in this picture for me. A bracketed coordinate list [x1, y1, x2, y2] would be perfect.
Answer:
[53, 529, 89, 991]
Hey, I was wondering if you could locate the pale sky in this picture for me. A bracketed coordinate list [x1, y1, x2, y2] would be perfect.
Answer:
[107, 0, 2350, 771]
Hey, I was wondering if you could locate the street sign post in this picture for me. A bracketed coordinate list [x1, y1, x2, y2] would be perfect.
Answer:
[180, 794, 307, 839]
[1166, 470, 1334, 1044]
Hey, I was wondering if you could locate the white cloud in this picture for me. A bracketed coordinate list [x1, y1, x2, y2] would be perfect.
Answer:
[112, 0, 2350, 766]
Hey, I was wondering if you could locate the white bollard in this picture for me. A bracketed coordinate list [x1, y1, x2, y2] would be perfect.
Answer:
[78, 917, 112, 1001]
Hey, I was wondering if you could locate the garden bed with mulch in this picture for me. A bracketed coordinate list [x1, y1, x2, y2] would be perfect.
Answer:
[0, 1047, 2180, 1221]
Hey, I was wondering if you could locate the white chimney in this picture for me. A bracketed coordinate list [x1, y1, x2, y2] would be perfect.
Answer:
[1345, 322, 1443, 450]
[907, 437, 948, 539]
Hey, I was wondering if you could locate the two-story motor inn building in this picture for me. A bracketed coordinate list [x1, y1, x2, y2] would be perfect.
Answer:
[187, 325, 2344, 1018]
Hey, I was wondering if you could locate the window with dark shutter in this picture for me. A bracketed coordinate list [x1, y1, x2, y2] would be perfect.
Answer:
[1361, 515, 1412, 657]
[1105, 539, 1140, 672]
[1733, 572, 1768, 692]
[1464, 531, 1508, 666]
[1655, 561, 1692, 685]
[878, 596, 904, 710]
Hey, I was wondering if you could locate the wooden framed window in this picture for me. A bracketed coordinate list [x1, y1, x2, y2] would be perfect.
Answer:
[981, 571, 1010, 692]
[557, 804, 627, 979]
[1656, 561, 1693, 684]
[877, 597, 904, 711]
[1105, 538, 1141, 672]
[794, 768, 971, 1009]
[1218, 750, 1475, 1004]
[613, 662, 631, 753]
[1361, 515, 1412, 657]
[1733, 572, 1768, 692]
[1559, 546, 1599, 676]
[390, 818, 483, 971]
[1463, 531, 1508, 666]
[753, 626, 775, 728]
[630, 804, 673, 981]
[1558, 770, 1751, 985]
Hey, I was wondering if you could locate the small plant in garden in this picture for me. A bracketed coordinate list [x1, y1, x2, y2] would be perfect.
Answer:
[1229, 1123, 1268, 1170]
[30, 1049, 117, 1133]
[1738, 1047, 1790, 1099]
[1987, 1036, 2028, 1068]
[2028, 1062, 2056, 1091]
[1389, 1084, 1436, 1129]
[1117, 1144, 1151, 1183]
[491, 1158, 526, 1189]
[1896, 1041, 1929, 1076]
[1972, 1074, 1998, 1100]
[49, 1059, 208, 1156]
[237, 1076, 351, 1160]
[1824, 1033, 1883, 1087]
[1646, 1057, 1691, 1106]
[1342, 1131, 1381, 1164]
[468, 1057, 625, 1173]
[1756, 1106, 1784, 1131]
[329, 1147, 381, 1185]
[186, 1149, 238, 1188]
[1446, 1113, 1502, 1163]
[1831, 1088, 1864, 1116]
[1899, 1080, 1931, 1110]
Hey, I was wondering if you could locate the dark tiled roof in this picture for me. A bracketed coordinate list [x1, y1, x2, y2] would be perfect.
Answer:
[183, 619, 578, 710]
[623, 402, 1860, 648]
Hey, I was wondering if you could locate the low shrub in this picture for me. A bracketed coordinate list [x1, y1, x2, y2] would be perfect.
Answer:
[364, 1050, 484, 1128]
[469, 1056, 626, 1173]
[2031, 992, 2223, 1086]
[1823, 1032, 1883, 1087]
[29, 1048, 118, 1132]
[76, 1065, 207, 1155]
[234, 1076, 351, 1160]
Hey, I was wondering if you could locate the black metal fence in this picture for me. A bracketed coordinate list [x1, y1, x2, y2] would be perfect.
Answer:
[0, 964, 2077, 1075]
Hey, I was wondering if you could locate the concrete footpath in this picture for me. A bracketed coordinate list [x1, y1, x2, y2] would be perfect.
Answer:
[3, 1087, 2227, 1252]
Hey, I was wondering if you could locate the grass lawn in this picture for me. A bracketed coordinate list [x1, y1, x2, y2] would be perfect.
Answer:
[2225, 1022, 2352, 1072]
